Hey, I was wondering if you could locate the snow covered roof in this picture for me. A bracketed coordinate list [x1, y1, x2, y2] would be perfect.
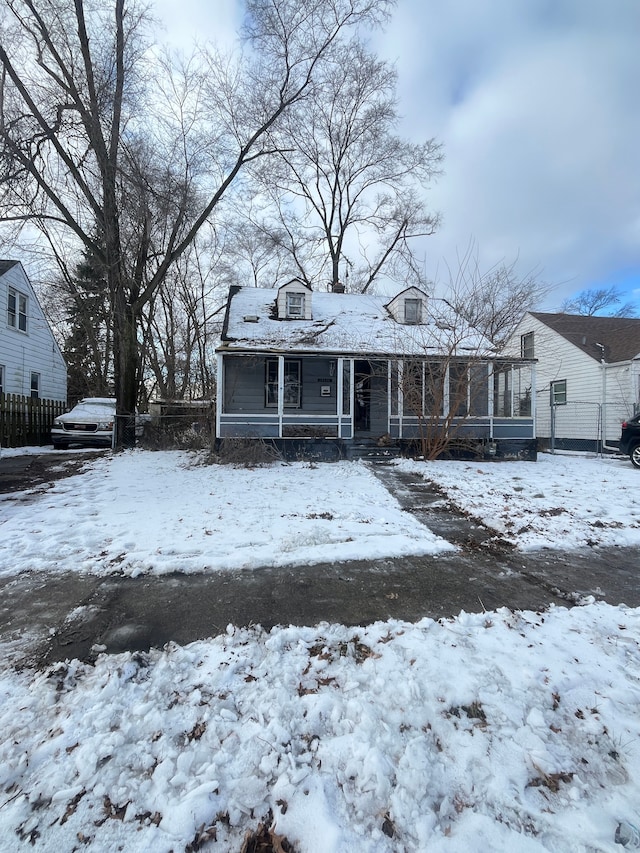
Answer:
[219, 286, 495, 357]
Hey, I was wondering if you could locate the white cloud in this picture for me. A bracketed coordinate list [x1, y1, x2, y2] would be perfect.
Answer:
[152, 0, 240, 51]
[150, 0, 640, 306]
[374, 0, 640, 305]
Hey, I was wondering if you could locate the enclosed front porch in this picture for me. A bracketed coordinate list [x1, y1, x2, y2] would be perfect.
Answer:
[216, 353, 536, 454]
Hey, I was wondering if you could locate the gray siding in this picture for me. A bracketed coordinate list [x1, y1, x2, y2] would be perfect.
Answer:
[223, 355, 339, 414]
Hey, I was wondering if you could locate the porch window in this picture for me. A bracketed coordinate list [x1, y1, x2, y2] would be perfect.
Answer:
[404, 298, 422, 324]
[265, 359, 301, 408]
[286, 292, 305, 318]
[521, 331, 534, 359]
[550, 379, 567, 406]
[8, 287, 28, 332]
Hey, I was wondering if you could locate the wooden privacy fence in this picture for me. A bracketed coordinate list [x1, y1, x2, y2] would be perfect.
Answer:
[0, 394, 66, 448]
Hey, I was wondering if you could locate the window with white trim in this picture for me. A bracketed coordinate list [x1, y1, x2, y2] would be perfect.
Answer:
[550, 379, 567, 406]
[265, 359, 302, 408]
[30, 372, 40, 399]
[404, 298, 422, 324]
[0, 364, 4, 395]
[286, 292, 305, 318]
[7, 287, 28, 332]
[521, 331, 534, 359]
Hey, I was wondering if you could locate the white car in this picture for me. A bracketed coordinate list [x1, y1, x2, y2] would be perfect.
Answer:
[51, 398, 116, 449]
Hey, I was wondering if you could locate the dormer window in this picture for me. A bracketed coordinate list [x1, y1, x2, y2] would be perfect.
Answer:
[404, 298, 422, 324]
[286, 292, 305, 318]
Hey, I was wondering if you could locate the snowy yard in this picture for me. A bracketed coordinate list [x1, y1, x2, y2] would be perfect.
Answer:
[1, 449, 639, 852]
[399, 451, 640, 550]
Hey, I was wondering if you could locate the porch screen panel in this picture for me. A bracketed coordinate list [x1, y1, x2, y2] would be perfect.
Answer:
[342, 360, 351, 416]
[449, 362, 469, 417]
[424, 362, 444, 416]
[402, 359, 424, 416]
[468, 363, 489, 416]
[493, 366, 512, 417]
[390, 361, 399, 416]
[515, 364, 533, 416]
[224, 356, 267, 412]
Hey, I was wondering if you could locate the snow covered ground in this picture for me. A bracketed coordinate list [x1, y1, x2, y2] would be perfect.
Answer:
[1, 449, 639, 852]
[0, 451, 452, 579]
[398, 452, 640, 550]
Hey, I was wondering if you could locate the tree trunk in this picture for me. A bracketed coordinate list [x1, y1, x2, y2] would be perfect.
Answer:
[113, 287, 139, 448]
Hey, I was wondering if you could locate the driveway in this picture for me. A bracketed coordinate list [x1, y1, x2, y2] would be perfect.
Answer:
[1, 452, 639, 667]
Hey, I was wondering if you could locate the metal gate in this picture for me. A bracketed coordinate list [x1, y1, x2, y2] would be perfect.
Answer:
[549, 401, 602, 454]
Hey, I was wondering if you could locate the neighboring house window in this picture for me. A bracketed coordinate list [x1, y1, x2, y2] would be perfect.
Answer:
[30, 372, 40, 399]
[0, 364, 4, 395]
[550, 379, 567, 406]
[404, 298, 422, 324]
[521, 331, 534, 359]
[7, 287, 28, 332]
[286, 292, 305, 318]
[265, 359, 302, 408]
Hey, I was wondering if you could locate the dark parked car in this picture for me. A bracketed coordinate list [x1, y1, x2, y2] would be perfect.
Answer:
[620, 413, 640, 468]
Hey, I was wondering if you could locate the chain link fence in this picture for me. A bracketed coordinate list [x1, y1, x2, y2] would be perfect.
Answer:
[537, 400, 603, 454]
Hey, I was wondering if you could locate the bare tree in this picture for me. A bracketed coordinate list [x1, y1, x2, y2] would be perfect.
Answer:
[390, 256, 539, 458]
[560, 285, 638, 317]
[214, 211, 290, 290]
[140, 246, 222, 403]
[441, 245, 550, 347]
[250, 38, 442, 292]
[0, 0, 394, 443]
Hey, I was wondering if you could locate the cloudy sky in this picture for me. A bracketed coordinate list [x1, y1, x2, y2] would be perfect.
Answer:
[154, 0, 640, 311]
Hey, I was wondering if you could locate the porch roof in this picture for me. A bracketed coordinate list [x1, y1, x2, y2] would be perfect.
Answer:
[220, 286, 496, 357]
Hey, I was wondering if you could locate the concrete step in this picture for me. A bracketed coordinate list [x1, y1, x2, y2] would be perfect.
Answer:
[346, 442, 401, 462]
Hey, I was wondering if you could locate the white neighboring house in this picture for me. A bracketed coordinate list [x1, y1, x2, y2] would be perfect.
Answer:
[0, 260, 67, 402]
[504, 312, 640, 450]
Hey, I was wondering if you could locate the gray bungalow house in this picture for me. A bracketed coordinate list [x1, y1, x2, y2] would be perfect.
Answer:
[216, 281, 537, 459]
